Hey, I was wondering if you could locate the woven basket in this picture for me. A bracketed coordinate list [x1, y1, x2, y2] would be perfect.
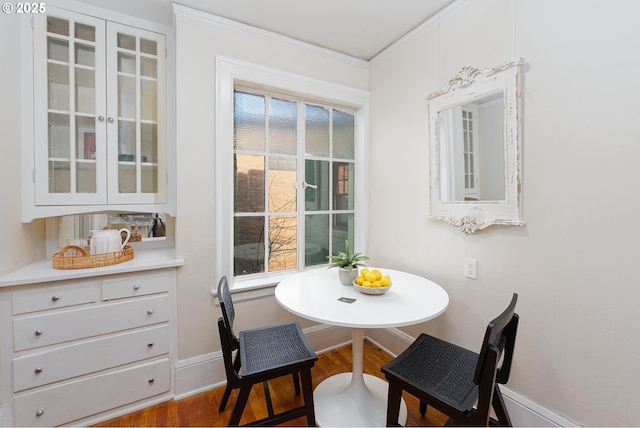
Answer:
[52, 245, 134, 270]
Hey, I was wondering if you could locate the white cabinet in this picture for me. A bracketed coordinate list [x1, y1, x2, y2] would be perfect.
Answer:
[23, 5, 174, 221]
[0, 268, 177, 427]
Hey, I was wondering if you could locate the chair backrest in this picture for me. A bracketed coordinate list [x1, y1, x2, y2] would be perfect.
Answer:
[472, 293, 519, 385]
[217, 276, 238, 345]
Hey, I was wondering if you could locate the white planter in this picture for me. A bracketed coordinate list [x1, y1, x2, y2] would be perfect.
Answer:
[338, 268, 357, 285]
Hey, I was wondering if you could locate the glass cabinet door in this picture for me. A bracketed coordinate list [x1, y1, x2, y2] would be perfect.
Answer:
[35, 12, 107, 205]
[107, 23, 166, 204]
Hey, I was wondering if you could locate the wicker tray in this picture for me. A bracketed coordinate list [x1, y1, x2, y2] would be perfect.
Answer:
[52, 245, 134, 270]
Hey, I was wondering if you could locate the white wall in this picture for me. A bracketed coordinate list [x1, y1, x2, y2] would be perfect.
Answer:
[369, 0, 640, 425]
[173, 6, 369, 360]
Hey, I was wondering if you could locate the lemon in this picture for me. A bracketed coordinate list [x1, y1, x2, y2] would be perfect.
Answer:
[372, 280, 381, 288]
[360, 268, 370, 276]
[371, 269, 382, 280]
[364, 272, 377, 282]
[362, 280, 372, 288]
[355, 276, 364, 285]
[381, 275, 391, 286]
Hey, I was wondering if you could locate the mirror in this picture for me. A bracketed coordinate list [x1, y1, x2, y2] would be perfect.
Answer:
[427, 58, 525, 234]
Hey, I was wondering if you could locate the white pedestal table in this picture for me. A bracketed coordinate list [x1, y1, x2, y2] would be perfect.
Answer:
[275, 268, 449, 427]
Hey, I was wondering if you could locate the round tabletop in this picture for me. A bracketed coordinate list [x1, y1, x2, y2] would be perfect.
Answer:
[275, 267, 449, 329]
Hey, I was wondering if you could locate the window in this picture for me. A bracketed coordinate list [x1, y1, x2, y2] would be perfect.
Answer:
[233, 89, 356, 278]
[215, 57, 369, 289]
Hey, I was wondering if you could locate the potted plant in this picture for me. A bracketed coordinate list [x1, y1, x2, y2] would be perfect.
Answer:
[327, 240, 369, 285]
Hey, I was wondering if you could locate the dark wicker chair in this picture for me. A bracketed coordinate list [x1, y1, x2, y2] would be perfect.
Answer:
[217, 276, 318, 426]
[382, 293, 519, 427]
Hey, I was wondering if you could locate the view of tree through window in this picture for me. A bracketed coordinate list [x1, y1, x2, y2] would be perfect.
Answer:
[233, 89, 356, 277]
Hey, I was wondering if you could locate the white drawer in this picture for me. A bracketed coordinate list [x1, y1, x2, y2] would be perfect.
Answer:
[102, 271, 170, 301]
[13, 295, 169, 351]
[13, 324, 170, 392]
[12, 280, 98, 315]
[14, 357, 170, 427]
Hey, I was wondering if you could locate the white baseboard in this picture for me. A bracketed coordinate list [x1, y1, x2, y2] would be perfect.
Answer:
[176, 325, 576, 427]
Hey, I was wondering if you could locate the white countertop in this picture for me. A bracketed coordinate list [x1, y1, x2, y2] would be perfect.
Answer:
[0, 248, 184, 287]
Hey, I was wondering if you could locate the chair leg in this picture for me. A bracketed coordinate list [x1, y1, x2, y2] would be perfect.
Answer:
[299, 368, 316, 427]
[490, 386, 512, 427]
[219, 384, 234, 412]
[229, 386, 252, 426]
[262, 381, 275, 417]
[386, 381, 403, 427]
[292, 371, 301, 394]
[419, 400, 427, 416]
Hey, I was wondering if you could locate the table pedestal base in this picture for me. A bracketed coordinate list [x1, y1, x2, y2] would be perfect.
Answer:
[313, 373, 407, 427]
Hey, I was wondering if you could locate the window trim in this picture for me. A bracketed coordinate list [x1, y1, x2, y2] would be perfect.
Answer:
[215, 56, 370, 291]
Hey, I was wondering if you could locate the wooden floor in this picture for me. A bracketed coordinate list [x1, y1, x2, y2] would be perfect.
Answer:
[94, 339, 449, 427]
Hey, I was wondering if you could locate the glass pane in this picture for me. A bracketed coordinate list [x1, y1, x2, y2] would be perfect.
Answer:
[48, 112, 70, 158]
[48, 37, 69, 62]
[75, 23, 95, 42]
[118, 52, 136, 74]
[76, 116, 95, 160]
[234, 92, 265, 152]
[141, 79, 157, 121]
[118, 163, 135, 193]
[269, 98, 297, 154]
[117, 33, 136, 51]
[305, 159, 329, 211]
[141, 57, 157, 78]
[47, 17, 69, 36]
[141, 165, 157, 193]
[305, 214, 329, 267]
[305, 104, 329, 156]
[268, 157, 296, 212]
[118, 75, 136, 119]
[118, 120, 136, 159]
[75, 68, 95, 114]
[332, 110, 355, 159]
[235, 154, 265, 212]
[235, 216, 265, 276]
[141, 123, 157, 163]
[77, 162, 96, 193]
[332, 213, 354, 254]
[48, 62, 69, 110]
[140, 38, 157, 55]
[75, 43, 94, 67]
[49, 160, 70, 192]
[268, 215, 297, 271]
[332, 162, 354, 210]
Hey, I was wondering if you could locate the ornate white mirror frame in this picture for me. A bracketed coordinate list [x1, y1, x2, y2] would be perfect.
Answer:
[427, 58, 525, 234]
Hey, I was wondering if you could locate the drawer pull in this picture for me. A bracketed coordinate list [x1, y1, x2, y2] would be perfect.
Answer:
[35, 408, 44, 417]
[148, 377, 155, 384]
[34, 329, 43, 336]
[147, 342, 154, 348]
[34, 367, 43, 374]
[51, 295, 60, 302]
[133, 284, 140, 290]
[147, 309, 154, 315]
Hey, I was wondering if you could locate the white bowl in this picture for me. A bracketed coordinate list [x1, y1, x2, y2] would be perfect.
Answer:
[353, 281, 392, 295]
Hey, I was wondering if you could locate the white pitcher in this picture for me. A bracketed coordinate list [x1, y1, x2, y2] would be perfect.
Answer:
[90, 229, 131, 254]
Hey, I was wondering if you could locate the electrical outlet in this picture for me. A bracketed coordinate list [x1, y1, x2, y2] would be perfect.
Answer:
[465, 258, 477, 279]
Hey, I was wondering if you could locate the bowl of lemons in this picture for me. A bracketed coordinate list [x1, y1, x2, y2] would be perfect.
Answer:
[353, 268, 392, 295]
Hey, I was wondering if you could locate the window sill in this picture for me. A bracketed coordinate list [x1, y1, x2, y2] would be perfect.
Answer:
[210, 266, 328, 303]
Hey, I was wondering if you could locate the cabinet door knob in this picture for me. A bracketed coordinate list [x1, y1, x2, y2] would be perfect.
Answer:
[34, 329, 43, 336]
[34, 367, 43, 374]
[98, 115, 105, 121]
[51, 295, 60, 302]
[148, 378, 155, 384]
[35, 408, 44, 417]
[147, 342, 154, 348]
[107, 116, 114, 123]
[147, 309, 154, 315]
[133, 284, 140, 290]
